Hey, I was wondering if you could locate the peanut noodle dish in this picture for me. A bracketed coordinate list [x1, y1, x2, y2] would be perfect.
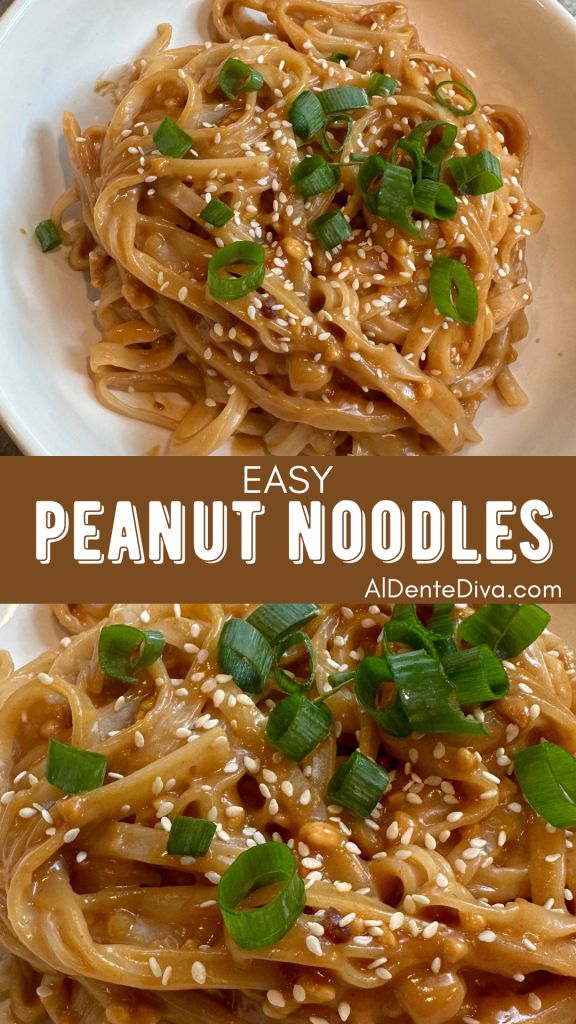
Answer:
[2, 602, 576, 1023]
[34, 0, 543, 456]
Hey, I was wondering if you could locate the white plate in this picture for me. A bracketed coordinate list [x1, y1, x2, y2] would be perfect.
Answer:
[0, 0, 574, 455]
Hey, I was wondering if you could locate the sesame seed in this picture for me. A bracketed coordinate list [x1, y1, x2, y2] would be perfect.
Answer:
[306, 934, 324, 957]
[63, 828, 80, 844]
[191, 961, 207, 984]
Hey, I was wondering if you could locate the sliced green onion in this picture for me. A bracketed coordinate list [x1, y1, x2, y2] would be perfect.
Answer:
[246, 604, 320, 643]
[200, 197, 234, 227]
[447, 151, 503, 196]
[318, 86, 370, 114]
[391, 137, 424, 180]
[327, 750, 389, 817]
[383, 604, 437, 658]
[35, 219, 61, 253]
[355, 654, 410, 737]
[218, 58, 264, 100]
[167, 816, 216, 856]
[514, 742, 576, 828]
[428, 603, 457, 656]
[153, 117, 193, 158]
[459, 604, 551, 660]
[320, 113, 353, 155]
[434, 80, 477, 117]
[430, 257, 478, 325]
[358, 156, 417, 235]
[310, 209, 352, 251]
[413, 179, 457, 220]
[408, 120, 457, 173]
[388, 650, 486, 736]
[217, 617, 273, 694]
[442, 646, 509, 703]
[288, 91, 325, 141]
[98, 624, 164, 685]
[428, 604, 455, 637]
[291, 156, 340, 199]
[45, 738, 107, 795]
[330, 52, 350, 65]
[367, 72, 398, 97]
[218, 843, 305, 950]
[273, 632, 316, 695]
[327, 669, 356, 686]
[208, 240, 265, 300]
[266, 694, 332, 761]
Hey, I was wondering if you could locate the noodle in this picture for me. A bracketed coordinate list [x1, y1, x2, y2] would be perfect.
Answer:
[49, 0, 544, 456]
[1, 602, 576, 1023]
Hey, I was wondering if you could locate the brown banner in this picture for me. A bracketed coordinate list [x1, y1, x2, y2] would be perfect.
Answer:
[0, 457, 571, 602]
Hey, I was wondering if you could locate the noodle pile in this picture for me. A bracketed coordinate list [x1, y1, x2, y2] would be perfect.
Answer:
[1, 603, 576, 1023]
[50, 0, 543, 456]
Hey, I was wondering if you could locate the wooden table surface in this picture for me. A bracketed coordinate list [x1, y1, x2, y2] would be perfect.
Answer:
[0, 0, 573, 453]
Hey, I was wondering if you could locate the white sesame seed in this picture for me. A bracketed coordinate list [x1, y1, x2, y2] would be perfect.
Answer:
[191, 961, 207, 984]
[306, 934, 324, 957]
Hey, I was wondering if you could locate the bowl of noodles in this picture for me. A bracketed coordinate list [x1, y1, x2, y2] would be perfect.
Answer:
[0, 0, 574, 455]
[1, 601, 576, 1023]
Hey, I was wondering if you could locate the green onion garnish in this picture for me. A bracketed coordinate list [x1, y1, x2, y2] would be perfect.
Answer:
[98, 624, 165, 685]
[327, 750, 389, 817]
[266, 694, 332, 760]
[35, 219, 61, 253]
[442, 646, 509, 704]
[218, 58, 264, 100]
[218, 843, 305, 950]
[367, 72, 398, 98]
[413, 179, 457, 221]
[355, 650, 485, 738]
[288, 91, 326, 141]
[514, 743, 576, 828]
[318, 86, 370, 114]
[45, 738, 107, 795]
[355, 654, 411, 736]
[330, 52, 350, 65]
[320, 113, 353, 155]
[166, 816, 216, 856]
[310, 209, 352, 251]
[429, 257, 479, 325]
[217, 617, 273, 694]
[383, 603, 437, 658]
[447, 151, 503, 196]
[358, 156, 417, 235]
[207, 240, 265, 300]
[246, 604, 320, 643]
[153, 117, 193, 158]
[434, 80, 478, 117]
[291, 156, 340, 199]
[200, 197, 234, 227]
[459, 604, 550, 660]
[274, 631, 316, 695]
[387, 649, 486, 736]
[427, 603, 457, 656]
[408, 120, 457, 175]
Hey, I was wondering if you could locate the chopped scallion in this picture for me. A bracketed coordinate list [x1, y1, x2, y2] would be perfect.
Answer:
[98, 624, 165, 685]
[167, 816, 216, 856]
[327, 750, 389, 817]
[153, 117, 193, 158]
[217, 617, 273, 693]
[45, 738, 107, 795]
[207, 240, 265, 300]
[218, 843, 305, 950]
[429, 257, 478, 325]
[218, 58, 264, 100]
[266, 694, 332, 760]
